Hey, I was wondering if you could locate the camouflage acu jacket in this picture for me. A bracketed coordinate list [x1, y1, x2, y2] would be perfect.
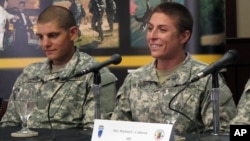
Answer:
[1, 50, 117, 129]
[230, 78, 250, 125]
[111, 53, 236, 134]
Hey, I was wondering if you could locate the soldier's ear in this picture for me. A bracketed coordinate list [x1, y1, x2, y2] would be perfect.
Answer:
[69, 26, 78, 40]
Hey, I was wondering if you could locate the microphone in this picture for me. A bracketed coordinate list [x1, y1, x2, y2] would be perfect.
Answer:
[74, 54, 122, 77]
[190, 49, 238, 83]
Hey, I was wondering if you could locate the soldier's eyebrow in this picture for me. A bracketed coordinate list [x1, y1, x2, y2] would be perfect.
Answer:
[35, 32, 61, 39]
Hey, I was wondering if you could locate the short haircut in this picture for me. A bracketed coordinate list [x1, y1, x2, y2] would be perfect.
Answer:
[0, 0, 5, 7]
[19, 1, 25, 6]
[37, 5, 76, 30]
[152, 2, 193, 34]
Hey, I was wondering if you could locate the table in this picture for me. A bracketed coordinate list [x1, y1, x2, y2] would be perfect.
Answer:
[0, 127, 230, 141]
[184, 134, 229, 141]
[0, 127, 92, 141]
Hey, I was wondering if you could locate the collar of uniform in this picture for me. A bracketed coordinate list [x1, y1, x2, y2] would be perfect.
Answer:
[137, 53, 192, 87]
[50, 49, 80, 80]
[25, 50, 80, 82]
[163, 53, 192, 86]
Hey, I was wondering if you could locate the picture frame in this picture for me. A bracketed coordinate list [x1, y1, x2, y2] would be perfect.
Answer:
[0, 0, 122, 57]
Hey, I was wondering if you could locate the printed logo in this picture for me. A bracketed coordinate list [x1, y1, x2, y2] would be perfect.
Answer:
[98, 125, 104, 138]
[154, 129, 165, 141]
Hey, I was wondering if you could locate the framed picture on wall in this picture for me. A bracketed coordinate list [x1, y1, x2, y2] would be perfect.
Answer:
[1, 0, 41, 55]
[0, 0, 119, 57]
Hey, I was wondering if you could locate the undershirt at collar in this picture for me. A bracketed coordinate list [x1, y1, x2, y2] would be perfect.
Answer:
[156, 62, 184, 84]
[51, 64, 66, 73]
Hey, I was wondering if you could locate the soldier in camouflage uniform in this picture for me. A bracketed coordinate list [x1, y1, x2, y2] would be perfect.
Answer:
[0, 6, 117, 129]
[69, 0, 85, 38]
[105, 0, 116, 32]
[88, 0, 105, 42]
[230, 79, 250, 125]
[111, 2, 236, 134]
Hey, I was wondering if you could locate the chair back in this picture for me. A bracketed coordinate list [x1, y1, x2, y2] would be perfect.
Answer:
[0, 98, 8, 120]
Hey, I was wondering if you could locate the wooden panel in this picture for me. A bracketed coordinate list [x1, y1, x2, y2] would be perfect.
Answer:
[226, 38, 250, 105]
[225, 0, 237, 37]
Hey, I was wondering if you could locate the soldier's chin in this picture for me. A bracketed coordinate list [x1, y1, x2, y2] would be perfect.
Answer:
[46, 55, 57, 61]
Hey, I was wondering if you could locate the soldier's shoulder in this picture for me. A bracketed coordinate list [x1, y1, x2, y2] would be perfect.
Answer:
[23, 60, 47, 73]
[78, 52, 97, 63]
[126, 64, 151, 78]
[188, 57, 208, 71]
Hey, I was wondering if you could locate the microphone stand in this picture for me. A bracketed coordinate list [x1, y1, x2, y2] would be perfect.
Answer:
[200, 71, 229, 141]
[211, 71, 220, 135]
[93, 71, 101, 119]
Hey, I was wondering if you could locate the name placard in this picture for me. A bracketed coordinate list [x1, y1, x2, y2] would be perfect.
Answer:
[91, 119, 175, 141]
